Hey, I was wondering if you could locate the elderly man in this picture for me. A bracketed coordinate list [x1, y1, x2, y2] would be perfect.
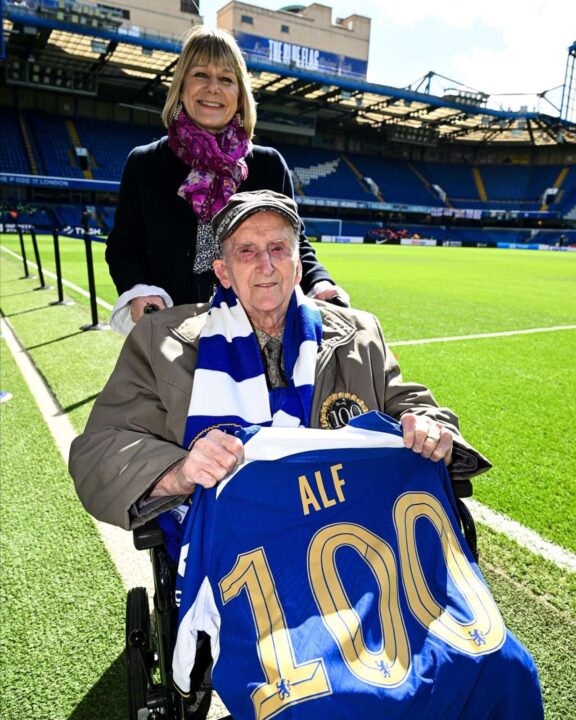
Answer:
[69, 190, 544, 720]
[70, 189, 490, 529]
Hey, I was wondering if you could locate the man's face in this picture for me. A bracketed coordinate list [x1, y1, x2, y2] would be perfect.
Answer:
[213, 212, 302, 332]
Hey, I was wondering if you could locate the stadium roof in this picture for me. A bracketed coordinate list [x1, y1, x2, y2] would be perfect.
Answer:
[3, 1, 575, 147]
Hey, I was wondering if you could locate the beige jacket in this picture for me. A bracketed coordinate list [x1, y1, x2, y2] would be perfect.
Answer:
[69, 302, 490, 529]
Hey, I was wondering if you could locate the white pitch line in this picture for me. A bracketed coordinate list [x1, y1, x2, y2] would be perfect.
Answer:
[0, 315, 153, 596]
[0, 244, 113, 311]
[465, 499, 576, 573]
[389, 325, 576, 347]
[2, 315, 574, 579]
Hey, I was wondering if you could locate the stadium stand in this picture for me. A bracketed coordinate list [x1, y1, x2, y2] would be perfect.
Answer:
[0, 206, 53, 228]
[412, 162, 480, 206]
[479, 165, 539, 208]
[1, 0, 575, 249]
[0, 109, 31, 175]
[72, 118, 161, 180]
[7, 110, 572, 216]
[52, 206, 83, 228]
[348, 154, 444, 206]
[2, 109, 576, 245]
[25, 111, 85, 179]
[275, 145, 371, 201]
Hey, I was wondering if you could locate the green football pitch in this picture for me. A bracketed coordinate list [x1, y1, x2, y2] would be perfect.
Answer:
[1, 233, 575, 719]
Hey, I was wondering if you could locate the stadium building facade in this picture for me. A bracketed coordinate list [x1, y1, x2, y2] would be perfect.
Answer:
[218, 2, 370, 80]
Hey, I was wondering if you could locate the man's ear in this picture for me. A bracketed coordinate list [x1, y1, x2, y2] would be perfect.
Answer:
[213, 258, 231, 288]
[295, 258, 303, 285]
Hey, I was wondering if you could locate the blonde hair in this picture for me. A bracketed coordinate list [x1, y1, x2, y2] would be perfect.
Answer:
[162, 27, 257, 138]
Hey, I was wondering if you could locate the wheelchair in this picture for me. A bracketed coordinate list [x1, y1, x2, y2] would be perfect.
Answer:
[125, 519, 230, 720]
[125, 500, 477, 720]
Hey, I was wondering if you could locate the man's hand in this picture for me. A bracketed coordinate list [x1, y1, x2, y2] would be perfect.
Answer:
[151, 430, 244, 497]
[401, 414, 453, 465]
[130, 295, 167, 323]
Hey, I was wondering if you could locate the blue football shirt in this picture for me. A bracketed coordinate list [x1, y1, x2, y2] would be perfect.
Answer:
[173, 412, 543, 720]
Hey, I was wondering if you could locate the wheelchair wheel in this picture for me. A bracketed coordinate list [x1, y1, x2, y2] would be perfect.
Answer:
[126, 586, 152, 719]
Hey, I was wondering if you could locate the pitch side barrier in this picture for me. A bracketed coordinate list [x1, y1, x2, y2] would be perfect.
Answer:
[320, 235, 576, 251]
[8, 221, 110, 331]
[13, 224, 54, 291]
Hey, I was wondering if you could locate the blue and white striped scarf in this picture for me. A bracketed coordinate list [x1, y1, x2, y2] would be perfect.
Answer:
[183, 284, 322, 448]
[158, 284, 322, 560]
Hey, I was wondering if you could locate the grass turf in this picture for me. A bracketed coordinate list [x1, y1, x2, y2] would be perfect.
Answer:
[1, 238, 575, 718]
[314, 243, 576, 340]
[395, 331, 576, 552]
[0, 336, 128, 720]
[477, 524, 576, 717]
[0, 250, 123, 433]
[2, 237, 576, 340]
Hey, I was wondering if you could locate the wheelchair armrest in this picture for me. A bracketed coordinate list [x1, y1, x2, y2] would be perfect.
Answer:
[133, 519, 165, 551]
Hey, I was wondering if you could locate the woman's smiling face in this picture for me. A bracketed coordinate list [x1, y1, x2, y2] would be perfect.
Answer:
[181, 62, 240, 134]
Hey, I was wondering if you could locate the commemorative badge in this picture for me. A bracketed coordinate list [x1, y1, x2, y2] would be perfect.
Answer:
[320, 392, 369, 429]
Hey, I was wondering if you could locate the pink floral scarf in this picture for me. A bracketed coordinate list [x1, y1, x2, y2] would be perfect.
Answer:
[167, 111, 252, 222]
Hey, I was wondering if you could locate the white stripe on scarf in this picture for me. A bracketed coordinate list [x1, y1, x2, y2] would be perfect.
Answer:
[189, 370, 271, 425]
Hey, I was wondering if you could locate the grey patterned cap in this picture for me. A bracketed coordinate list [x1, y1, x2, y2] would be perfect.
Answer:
[211, 189, 302, 245]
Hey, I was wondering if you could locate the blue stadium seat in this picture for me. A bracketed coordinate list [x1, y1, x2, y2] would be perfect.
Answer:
[349, 154, 443, 206]
[26, 111, 84, 178]
[412, 162, 478, 203]
[0, 109, 32, 174]
[74, 118, 161, 180]
[275, 145, 371, 201]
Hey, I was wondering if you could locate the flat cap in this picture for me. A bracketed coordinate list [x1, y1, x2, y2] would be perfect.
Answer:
[211, 189, 302, 245]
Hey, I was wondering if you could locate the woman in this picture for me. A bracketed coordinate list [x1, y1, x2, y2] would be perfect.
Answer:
[107, 26, 347, 334]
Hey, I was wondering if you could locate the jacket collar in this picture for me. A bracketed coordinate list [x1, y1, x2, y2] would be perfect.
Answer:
[317, 302, 357, 353]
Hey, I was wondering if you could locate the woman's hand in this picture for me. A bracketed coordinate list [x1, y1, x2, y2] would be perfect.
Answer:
[400, 414, 453, 465]
[130, 295, 167, 322]
[314, 284, 350, 307]
[151, 430, 245, 497]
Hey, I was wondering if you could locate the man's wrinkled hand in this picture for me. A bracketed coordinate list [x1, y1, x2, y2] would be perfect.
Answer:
[151, 430, 244, 497]
[401, 414, 453, 465]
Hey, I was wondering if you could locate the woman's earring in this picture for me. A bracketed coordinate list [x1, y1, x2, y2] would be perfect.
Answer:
[172, 102, 183, 123]
[235, 112, 244, 128]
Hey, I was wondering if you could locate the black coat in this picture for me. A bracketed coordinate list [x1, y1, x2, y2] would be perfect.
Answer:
[105, 137, 333, 305]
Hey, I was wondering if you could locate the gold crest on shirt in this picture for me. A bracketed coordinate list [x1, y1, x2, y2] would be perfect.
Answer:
[320, 392, 369, 429]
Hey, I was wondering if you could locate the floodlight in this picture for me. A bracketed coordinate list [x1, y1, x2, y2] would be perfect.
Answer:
[91, 39, 108, 54]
